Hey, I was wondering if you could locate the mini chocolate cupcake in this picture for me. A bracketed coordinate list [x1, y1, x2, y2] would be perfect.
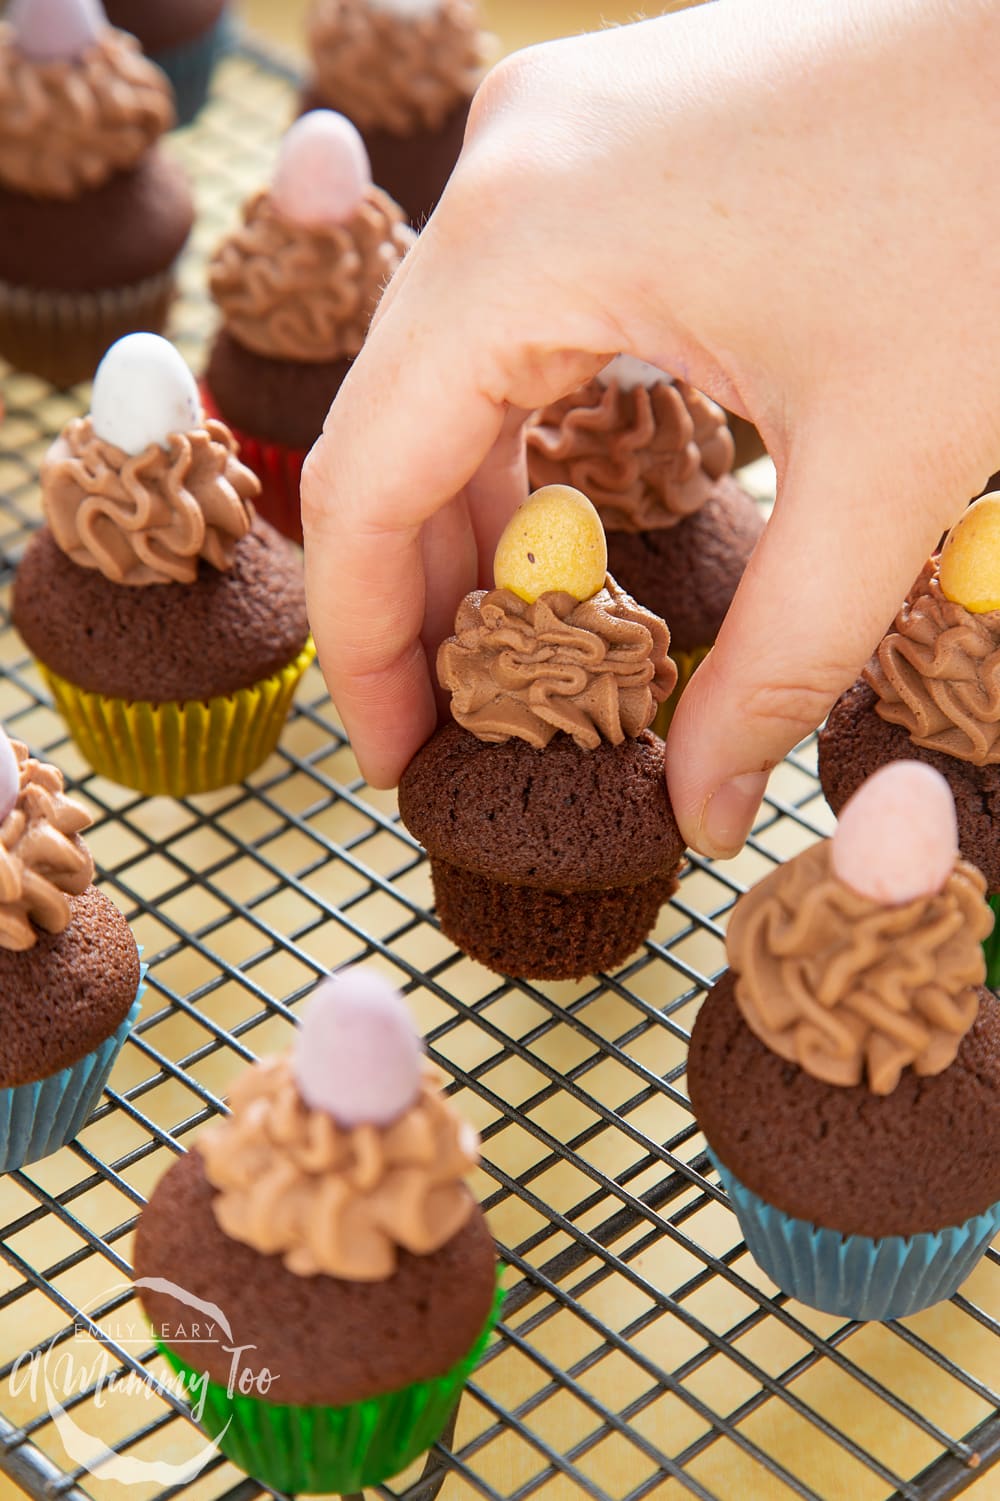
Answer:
[203, 110, 413, 541]
[0, 0, 193, 386]
[526, 356, 765, 711]
[0, 728, 143, 1172]
[135, 968, 500, 1494]
[818, 495, 1000, 979]
[399, 484, 685, 980]
[13, 334, 313, 796]
[302, 0, 489, 226]
[102, 0, 228, 125]
[689, 761, 1000, 1321]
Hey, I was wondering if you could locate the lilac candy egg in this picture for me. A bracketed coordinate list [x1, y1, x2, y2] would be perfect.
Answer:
[270, 111, 372, 228]
[294, 968, 423, 1127]
[0, 730, 19, 824]
[831, 761, 959, 906]
[9, 0, 105, 62]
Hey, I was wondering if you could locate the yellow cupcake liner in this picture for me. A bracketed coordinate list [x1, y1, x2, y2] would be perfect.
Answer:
[40, 640, 316, 797]
[653, 645, 712, 738]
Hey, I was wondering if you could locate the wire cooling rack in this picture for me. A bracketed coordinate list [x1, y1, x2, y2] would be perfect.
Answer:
[2, 36, 1000, 1501]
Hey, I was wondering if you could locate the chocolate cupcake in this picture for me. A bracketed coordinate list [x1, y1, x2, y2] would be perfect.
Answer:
[102, 0, 228, 125]
[135, 968, 500, 1494]
[0, 728, 143, 1172]
[0, 0, 193, 386]
[688, 761, 1000, 1320]
[399, 484, 685, 980]
[526, 356, 765, 714]
[13, 334, 313, 796]
[302, 0, 489, 226]
[203, 110, 413, 541]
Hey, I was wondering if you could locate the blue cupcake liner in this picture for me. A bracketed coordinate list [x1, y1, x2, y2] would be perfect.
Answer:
[0, 965, 146, 1175]
[152, 10, 230, 128]
[709, 1149, 1000, 1321]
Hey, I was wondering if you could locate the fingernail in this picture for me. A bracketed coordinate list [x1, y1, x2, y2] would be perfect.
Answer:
[699, 772, 770, 859]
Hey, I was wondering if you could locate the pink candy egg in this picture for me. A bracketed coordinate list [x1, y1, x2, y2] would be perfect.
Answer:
[0, 729, 19, 824]
[831, 761, 959, 905]
[293, 968, 423, 1127]
[270, 111, 372, 229]
[9, 0, 105, 61]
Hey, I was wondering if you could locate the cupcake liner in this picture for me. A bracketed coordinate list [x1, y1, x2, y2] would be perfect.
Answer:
[0, 267, 178, 389]
[710, 1150, 1000, 1321]
[984, 894, 1000, 989]
[154, 1275, 504, 1494]
[199, 383, 306, 544]
[653, 644, 712, 736]
[1, 966, 145, 1174]
[39, 641, 315, 797]
[151, 11, 230, 128]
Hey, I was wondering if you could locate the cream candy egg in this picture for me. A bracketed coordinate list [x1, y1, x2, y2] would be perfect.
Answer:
[8, 0, 104, 61]
[270, 111, 372, 229]
[293, 968, 423, 1127]
[0, 728, 19, 824]
[494, 485, 608, 604]
[831, 761, 959, 906]
[939, 494, 1000, 615]
[90, 335, 201, 457]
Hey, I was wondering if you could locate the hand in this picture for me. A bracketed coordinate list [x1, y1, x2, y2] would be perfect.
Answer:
[301, 0, 1000, 856]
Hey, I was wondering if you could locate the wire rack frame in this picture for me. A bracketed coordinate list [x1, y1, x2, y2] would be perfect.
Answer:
[1, 36, 1000, 1501]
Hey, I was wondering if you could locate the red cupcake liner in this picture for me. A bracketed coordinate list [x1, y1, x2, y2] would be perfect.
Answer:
[200, 381, 307, 544]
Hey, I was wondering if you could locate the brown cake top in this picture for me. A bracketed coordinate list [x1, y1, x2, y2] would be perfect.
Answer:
[307, 0, 487, 134]
[0, 739, 94, 952]
[0, 25, 173, 199]
[526, 360, 735, 533]
[42, 416, 257, 587]
[209, 185, 413, 362]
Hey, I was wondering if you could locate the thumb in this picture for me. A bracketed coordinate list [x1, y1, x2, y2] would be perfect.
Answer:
[665, 429, 970, 859]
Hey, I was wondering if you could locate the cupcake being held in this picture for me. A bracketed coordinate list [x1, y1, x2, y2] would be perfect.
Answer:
[303, 0, 490, 226]
[134, 967, 501, 1495]
[102, 0, 228, 126]
[818, 494, 1000, 982]
[0, 0, 193, 386]
[399, 484, 686, 980]
[526, 356, 764, 710]
[0, 727, 143, 1173]
[203, 110, 414, 541]
[13, 334, 313, 796]
[688, 761, 1000, 1321]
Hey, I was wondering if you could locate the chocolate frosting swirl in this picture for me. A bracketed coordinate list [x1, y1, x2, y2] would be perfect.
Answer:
[0, 26, 174, 199]
[209, 186, 413, 362]
[438, 576, 677, 750]
[864, 560, 1000, 765]
[0, 741, 95, 952]
[526, 376, 734, 533]
[42, 417, 258, 587]
[307, 0, 486, 134]
[727, 840, 991, 1095]
[199, 1054, 479, 1281]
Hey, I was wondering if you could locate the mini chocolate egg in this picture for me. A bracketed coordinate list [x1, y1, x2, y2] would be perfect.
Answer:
[271, 111, 372, 229]
[831, 761, 959, 906]
[0, 729, 19, 824]
[939, 494, 1000, 614]
[9, 0, 105, 61]
[494, 485, 608, 604]
[90, 334, 201, 456]
[294, 968, 423, 1127]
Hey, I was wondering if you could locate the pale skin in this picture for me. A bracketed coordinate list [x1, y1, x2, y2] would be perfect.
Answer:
[301, 0, 1000, 858]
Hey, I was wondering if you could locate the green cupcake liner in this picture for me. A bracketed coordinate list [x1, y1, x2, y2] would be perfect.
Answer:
[985, 894, 1000, 989]
[154, 1274, 504, 1493]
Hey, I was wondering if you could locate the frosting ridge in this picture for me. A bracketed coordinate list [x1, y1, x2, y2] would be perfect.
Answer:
[438, 575, 677, 750]
[864, 560, 1000, 765]
[727, 839, 991, 1094]
[209, 186, 413, 362]
[199, 1054, 479, 1280]
[0, 741, 95, 951]
[526, 376, 734, 533]
[307, 0, 486, 134]
[42, 416, 258, 586]
[0, 26, 174, 199]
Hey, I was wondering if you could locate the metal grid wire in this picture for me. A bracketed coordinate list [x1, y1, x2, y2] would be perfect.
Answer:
[2, 38, 1000, 1501]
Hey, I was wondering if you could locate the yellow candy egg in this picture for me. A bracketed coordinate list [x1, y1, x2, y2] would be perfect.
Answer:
[494, 485, 608, 603]
[939, 493, 1000, 613]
